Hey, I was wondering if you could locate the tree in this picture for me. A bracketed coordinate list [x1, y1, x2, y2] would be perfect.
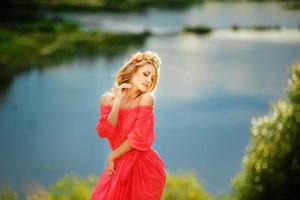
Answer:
[231, 63, 300, 200]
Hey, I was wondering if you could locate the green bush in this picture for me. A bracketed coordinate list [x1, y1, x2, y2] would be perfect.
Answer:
[21, 20, 79, 33]
[184, 26, 213, 35]
[162, 171, 214, 200]
[0, 184, 19, 200]
[231, 63, 300, 200]
[48, 173, 96, 200]
[0, 171, 215, 200]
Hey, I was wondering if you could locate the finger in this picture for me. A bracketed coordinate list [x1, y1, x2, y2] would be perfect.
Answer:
[121, 83, 131, 86]
[120, 83, 132, 89]
[111, 167, 115, 173]
[124, 83, 132, 88]
[107, 167, 113, 173]
[110, 166, 115, 173]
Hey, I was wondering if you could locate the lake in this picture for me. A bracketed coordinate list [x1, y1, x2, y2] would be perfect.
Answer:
[0, 1, 300, 198]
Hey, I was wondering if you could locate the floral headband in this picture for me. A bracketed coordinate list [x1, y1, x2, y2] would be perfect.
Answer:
[131, 58, 142, 65]
[129, 52, 160, 68]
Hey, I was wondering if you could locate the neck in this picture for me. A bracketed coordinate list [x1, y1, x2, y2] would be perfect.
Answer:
[124, 85, 142, 101]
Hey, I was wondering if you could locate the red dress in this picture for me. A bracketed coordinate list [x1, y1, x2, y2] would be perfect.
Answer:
[90, 105, 167, 200]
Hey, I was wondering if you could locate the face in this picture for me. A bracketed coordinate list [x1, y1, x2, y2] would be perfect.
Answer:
[131, 63, 156, 92]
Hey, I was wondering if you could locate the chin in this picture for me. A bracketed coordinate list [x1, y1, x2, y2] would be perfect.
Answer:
[138, 85, 147, 92]
[140, 88, 147, 92]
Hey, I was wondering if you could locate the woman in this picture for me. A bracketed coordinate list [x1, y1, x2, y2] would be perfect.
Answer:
[90, 51, 167, 200]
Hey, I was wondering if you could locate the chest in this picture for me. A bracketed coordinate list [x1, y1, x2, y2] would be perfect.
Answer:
[119, 95, 142, 109]
[118, 110, 139, 132]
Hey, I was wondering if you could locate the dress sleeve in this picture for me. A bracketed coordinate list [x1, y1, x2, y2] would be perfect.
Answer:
[127, 107, 155, 151]
[96, 106, 117, 139]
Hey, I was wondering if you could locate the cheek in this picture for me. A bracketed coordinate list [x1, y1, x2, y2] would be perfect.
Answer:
[137, 73, 144, 81]
[132, 75, 142, 85]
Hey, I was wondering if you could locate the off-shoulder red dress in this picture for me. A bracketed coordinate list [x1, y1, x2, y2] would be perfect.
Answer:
[90, 105, 167, 200]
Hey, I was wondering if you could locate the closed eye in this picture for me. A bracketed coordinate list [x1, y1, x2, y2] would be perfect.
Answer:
[144, 72, 154, 81]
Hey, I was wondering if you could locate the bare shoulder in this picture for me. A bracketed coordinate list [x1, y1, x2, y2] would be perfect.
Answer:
[139, 92, 155, 106]
[99, 93, 114, 106]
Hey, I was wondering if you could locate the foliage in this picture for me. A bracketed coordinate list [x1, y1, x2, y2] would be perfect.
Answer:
[48, 173, 96, 200]
[162, 171, 214, 200]
[184, 26, 213, 35]
[0, 184, 19, 200]
[1, 0, 200, 13]
[26, 189, 49, 200]
[231, 63, 300, 200]
[21, 20, 79, 33]
[0, 172, 215, 200]
[230, 24, 281, 31]
[0, 19, 148, 93]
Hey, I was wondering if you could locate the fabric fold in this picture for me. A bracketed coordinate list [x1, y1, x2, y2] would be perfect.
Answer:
[96, 105, 117, 139]
[90, 105, 166, 200]
[118, 150, 141, 184]
[127, 107, 155, 151]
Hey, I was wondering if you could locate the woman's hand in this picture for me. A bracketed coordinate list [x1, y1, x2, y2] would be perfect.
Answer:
[106, 156, 115, 177]
[115, 83, 132, 101]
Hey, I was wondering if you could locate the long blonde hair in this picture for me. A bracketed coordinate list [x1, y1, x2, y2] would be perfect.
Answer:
[105, 51, 161, 97]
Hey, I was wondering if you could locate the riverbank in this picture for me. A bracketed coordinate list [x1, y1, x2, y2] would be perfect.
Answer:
[2, 0, 200, 14]
[3, 0, 299, 14]
[0, 19, 149, 94]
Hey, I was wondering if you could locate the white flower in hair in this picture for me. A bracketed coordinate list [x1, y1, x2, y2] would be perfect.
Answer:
[131, 51, 161, 68]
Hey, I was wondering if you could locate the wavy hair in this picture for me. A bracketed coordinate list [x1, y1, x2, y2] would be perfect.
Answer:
[104, 51, 161, 97]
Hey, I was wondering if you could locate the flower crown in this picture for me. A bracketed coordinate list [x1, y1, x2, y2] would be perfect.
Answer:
[129, 51, 161, 69]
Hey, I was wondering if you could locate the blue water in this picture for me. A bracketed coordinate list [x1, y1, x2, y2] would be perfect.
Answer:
[1, 1, 300, 198]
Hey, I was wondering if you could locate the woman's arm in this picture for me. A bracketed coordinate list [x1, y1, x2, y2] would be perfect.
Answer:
[100, 96, 121, 126]
[108, 139, 132, 161]
[102, 83, 132, 126]
[106, 139, 132, 177]
[109, 92, 154, 160]
[106, 93, 154, 176]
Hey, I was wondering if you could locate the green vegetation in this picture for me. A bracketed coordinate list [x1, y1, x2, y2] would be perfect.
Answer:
[1, 0, 200, 14]
[230, 24, 281, 31]
[48, 173, 96, 200]
[162, 171, 214, 200]
[0, 19, 149, 93]
[184, 26, 213, 35]
[0, 184, 19, 200]
[0, 172, 214, 200]
[282, 1, 300, 10]
[231, 63, 300, 200]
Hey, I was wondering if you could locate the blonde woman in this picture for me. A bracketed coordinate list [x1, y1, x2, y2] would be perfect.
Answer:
[90, 51, 166, 200]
